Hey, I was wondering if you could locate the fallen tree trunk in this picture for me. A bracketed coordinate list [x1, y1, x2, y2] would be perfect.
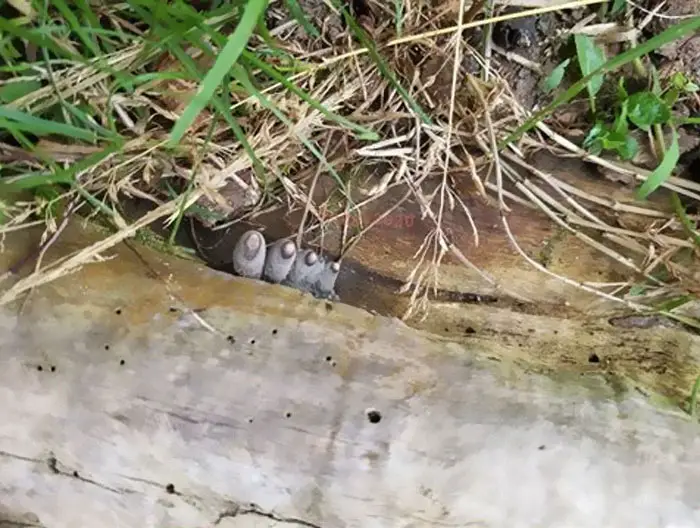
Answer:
[1, 220, 700, 527]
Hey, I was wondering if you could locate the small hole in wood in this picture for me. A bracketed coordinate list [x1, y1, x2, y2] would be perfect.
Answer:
[538, 445, 546, 451]
[36, 365, 43, 372]
[50, 365, 56, 372]
[165, 483, 175, 494]
[226, 335, 235, 344]
[464, 326, 476, 334]
[248, 418, 254, 424]
[325, 356, 332, 362]
[73, 470, 79, 477]
[366, 409, 382, 424]
[588, 353, 600, 364]
[169, 307, 178, 313]
[119, 359, 126, 366]
[104, 345, 110, 351]
[285, 412, 292, 418]
[271, 329, 278, 335]
[115, 309, 122, 315]
[249, 339, 256, 345]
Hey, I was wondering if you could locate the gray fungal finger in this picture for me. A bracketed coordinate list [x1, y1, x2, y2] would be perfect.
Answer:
[313, 260, 340, 299]
[232, 230, 266, 279]
[263, 239, 297, 283]
[285, 249, 324, 292]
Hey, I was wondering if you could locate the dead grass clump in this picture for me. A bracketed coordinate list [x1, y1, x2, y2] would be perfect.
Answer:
[0, 0, 699, 327]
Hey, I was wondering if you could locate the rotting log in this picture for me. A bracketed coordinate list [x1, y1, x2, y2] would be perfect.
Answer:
[117, 152, 700, 407]
[1, 220, 700, 527]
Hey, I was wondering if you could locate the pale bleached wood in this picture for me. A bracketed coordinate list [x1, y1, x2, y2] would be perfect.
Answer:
[1, 223, 700, 528]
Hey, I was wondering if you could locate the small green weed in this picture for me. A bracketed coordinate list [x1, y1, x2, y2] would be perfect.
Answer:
[543, 32, 696, 191]
[514, 16, 700, 201]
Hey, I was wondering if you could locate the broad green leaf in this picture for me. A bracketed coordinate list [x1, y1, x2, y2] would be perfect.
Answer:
[542, 58, 570, 93]
[583, 119, 637, 160]
[168, 0, 271, 145]
[636, 127, 679, 200]
[618, 135, 639, 160]
[574, 34, 606, 102]
[625, 91, 671, 131]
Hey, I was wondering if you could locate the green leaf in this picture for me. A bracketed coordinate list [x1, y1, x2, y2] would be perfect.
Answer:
[0, 79, 42, 103]
[241, 51, 378, 140]
[168, 0, 271, 145]
[625, 91, 671, 131]
[618, 134, 639, 160]
[650, 62, 662, 95]
[583, 119, 637, 160]
[0, 107, 100, 142]
[636, 127, 679, 200]
[283, 0, 320, 38]
[677, 116, 700, 126]
[611, 0, 627, 15]
[334, 0, 432, 125]
[229, 63, 351, 195]
[3, 141, 124, 190]
[616, 76, 628, 102]
[542, 58, 570, 93]
[670, 192, 700, 248]
[574, 34, 606, 103]
[502, 15, 700, 148]
[612, 102, 629, 134]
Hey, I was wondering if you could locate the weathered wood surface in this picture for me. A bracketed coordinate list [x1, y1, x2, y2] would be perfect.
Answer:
[118, 151, 700, 406]
[166, 150, 691, 320]
[1, 222, 700, 527]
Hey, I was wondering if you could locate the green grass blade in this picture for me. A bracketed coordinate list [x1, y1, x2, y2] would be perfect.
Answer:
[168, 0, 271, 145]
[128, 0, 267, 180]
[334, 0, 432, 125]
[0, 107, 100, 142]
[3, 141, 124, 190]
[48, 0, 103, 58]
[0, 15, 80, 61]
[636, 127, 679, 200]
[230, 64, 350, 194]
[241, 51, 378, 140]
[670, 192, 700, 248]
[502, 15, 700, 148]
[283, 0, 320, 38]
